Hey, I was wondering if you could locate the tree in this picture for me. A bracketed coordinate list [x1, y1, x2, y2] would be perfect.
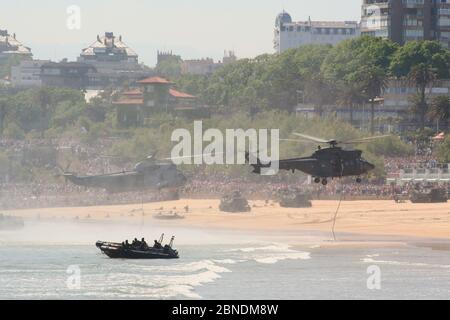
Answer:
[155, 54, 182, 77]
[304, 74, 336, 117]
[0, 95, 8, 137]
[390, 41, 450, 79]
[407, 63, 437, 131]
[428, 95, 450, 133]
[390, 41, 450, 131]
[322, 37, 395, 133]
[362, 66, 388, 135]
[437, 134, 450, 163]
[337, 81, 365, 125]
[33, 88, 52, 136]
[322, 36, 397, 81]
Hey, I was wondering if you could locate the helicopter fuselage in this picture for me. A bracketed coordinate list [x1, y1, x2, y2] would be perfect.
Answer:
[63, 163, 187, 193]
[250, 147, 375, 181]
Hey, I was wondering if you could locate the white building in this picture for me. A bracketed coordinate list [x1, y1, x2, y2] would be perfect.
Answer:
[77, 32, 147, 88]
[11, 60, 49, 88]
[0, 29, 32, 62]
[274, 11, 360, 53]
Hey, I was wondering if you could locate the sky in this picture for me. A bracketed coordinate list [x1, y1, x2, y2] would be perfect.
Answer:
[1, 0, 361, 66]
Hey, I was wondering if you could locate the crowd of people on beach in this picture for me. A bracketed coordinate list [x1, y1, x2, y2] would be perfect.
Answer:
[0, 137, 448, 210]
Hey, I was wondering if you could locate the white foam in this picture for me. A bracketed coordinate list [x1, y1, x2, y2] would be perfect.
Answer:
[362, 257, 450, 269]
[227, 243, 311, 265]
[125, 259, 232, 274]
[255, 252, 311, 264]
[213, 259, 245, 264]
[227, 244, 292, 253]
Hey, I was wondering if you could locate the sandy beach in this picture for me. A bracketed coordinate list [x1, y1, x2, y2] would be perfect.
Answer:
[4, 199, 450, 240]
[3, 199, 450, 300]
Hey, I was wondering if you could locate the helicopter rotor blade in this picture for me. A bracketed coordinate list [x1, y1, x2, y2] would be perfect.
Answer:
[280, 139, 305, 143]
[340, 135, 392, 144]
[163, 152, 225, 161]
[292, 133, 334, 144]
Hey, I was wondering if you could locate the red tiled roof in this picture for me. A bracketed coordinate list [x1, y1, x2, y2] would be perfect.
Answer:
[137, 76, 172, 84]
[169, 88, 196, 99]
[113, 98, 144, 105]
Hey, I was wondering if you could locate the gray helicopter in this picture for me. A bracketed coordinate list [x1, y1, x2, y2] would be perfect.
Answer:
[59, 155, 187, 194]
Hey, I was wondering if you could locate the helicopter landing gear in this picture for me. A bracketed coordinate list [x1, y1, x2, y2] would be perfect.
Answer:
[321, 179, 328, 186]
[356, 177, 362, 183]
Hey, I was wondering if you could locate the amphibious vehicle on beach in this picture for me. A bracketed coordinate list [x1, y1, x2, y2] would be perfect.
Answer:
[219, 191, 251, 213]
[153, 212, 185, 220]
[410, 187, 448, 203]
[278, 189, 312, 208]
[96, 234, 179, 259]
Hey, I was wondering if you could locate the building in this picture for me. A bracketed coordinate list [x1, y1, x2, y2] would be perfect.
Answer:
[11, 60, 49, 88]
[274, 11, 360, 53]
[0, 29, 32, 62]
[40, 60, 96, 90]
[78, 32, 147, 87]
[180, 52, 236, 75]
[361, 0, 450, 49]
[382, 78, 450, 130]
[181, 58, 218, 75]
[436, 0, 450, 49]
[222, 50, 237, 64]
[296, 78, 450, 132]
[157, 50, 179, 65]
[113, 76, 203, 126]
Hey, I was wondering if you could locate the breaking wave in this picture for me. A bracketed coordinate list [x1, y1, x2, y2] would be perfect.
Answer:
[362, 255, 450, 269]
[227, 243, 311, 264]
[0, 243, 311, 299]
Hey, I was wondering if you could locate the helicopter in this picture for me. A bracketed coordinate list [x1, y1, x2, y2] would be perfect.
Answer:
[246, 133, 390, 185]
[57, 155, 187, 194]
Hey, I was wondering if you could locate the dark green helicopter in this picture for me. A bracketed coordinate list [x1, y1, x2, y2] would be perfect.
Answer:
[247, 133, 390, 185]
[58, 155, 187, 193]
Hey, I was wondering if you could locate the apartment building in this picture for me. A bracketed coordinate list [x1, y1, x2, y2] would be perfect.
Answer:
[361, 0, 450, 48]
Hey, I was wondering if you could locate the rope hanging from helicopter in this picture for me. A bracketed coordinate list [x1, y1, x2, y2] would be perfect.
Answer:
[331, 156, 345, 241]
[282, 132, 390, 241]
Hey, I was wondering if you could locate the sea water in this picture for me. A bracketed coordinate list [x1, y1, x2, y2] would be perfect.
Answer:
[1, 221, 450, 299]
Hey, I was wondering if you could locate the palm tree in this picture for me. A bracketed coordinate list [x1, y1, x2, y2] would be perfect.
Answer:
[428, 95, 450, 133]
[408, 63, 437, 131]
[337, 81, 365, 125]
[362, 66, 387, 135]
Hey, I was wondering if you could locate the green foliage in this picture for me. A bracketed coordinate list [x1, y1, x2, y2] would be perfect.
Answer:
[428, 95, 450, 132]
[177, 45, 333, 113]
[2, 87, 87, 133]
[106, 111, 412, 178]
[3, 121, 25, 139]
[156, 54, 182, 77]
[322, 36, 397, 81]
[437, 134, 450, 163]
[364, 136, 414, 157]
[390, 41, 450, 79]
[51, 101, 86, 128]
[0, 37, 447, 182]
